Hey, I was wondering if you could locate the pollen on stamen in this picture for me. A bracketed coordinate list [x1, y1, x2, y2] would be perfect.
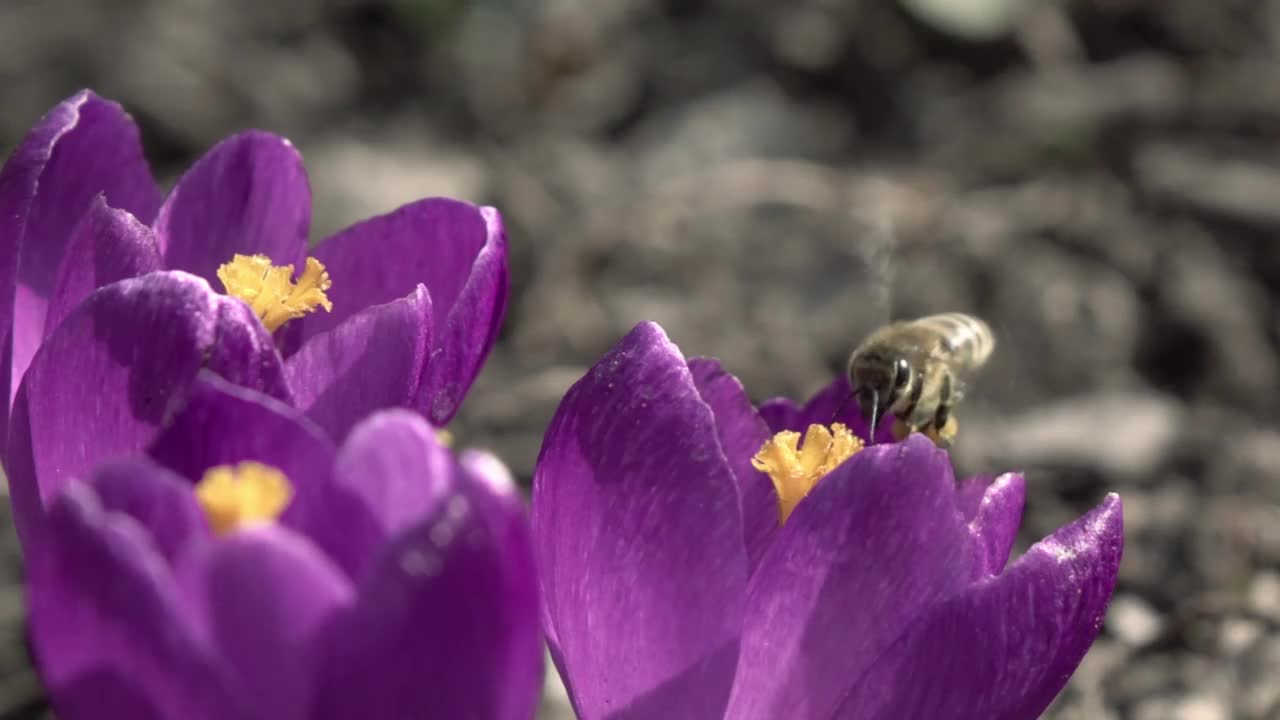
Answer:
[751, 423, 863, 524]
[217, 253, 333, 332]
[195, 461, 294, 535]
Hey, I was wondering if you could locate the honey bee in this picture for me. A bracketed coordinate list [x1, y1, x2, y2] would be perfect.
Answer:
[845, 312, 995, 448]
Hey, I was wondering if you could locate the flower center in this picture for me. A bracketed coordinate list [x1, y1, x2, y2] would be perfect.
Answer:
[217, 254, 333, 332]
[751, 423, 863, 524]
[195, 461, 294, 535]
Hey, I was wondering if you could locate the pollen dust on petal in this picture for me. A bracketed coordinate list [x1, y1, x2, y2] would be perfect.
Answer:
[751, 423, 863, 524]
[217, 254, 333, 332]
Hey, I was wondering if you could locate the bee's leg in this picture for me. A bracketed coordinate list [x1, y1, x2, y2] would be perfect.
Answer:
[896, 415, 957, 446]
[892, 372, 931, 443]
[924, 416, 959, 448]
[932, 371, 953, 430]
[924, 372, 957, 448]
[891, 416, 912, 442]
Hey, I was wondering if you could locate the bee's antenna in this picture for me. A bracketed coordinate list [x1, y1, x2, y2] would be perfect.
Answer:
[830, 390, 855, 425]
[867, 388, 879, 446]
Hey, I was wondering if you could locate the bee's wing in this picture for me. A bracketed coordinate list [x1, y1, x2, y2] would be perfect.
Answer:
[946, 363, 974, 406]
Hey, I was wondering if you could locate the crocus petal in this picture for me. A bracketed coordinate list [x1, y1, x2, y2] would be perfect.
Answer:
[958, 473, 1026, 579]
[299, 199, 507, 425]
[459, 449, 545, 720]
[84, 458, 210, 566]
[28, 483, 240, 720]
[285, 285, 432, 441]
[725, 434, 977, 720]
[51, 672, 165, 720]
[189, 526, 353, 720]
[0, 90, 161, 443]
[833, 495, 1123, 720]
[45, 196, 162, 336]
[298, 409, 455, 580]
[5, 272, 289, 550]
[533, 322, 747, 719]
[148, 372, 334, 498]
[757, 397, 800, 434]
[688, 357, 777, 571]
[153, 131, 310, 285]
[309, 443, 539, 720]
[775, 375, 897, 444]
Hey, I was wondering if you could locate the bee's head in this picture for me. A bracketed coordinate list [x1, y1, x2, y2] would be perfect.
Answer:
[847, 352, 912, 430]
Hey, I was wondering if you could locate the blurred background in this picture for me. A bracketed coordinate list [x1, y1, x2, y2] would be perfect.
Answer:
[3, 0, 1280, 717]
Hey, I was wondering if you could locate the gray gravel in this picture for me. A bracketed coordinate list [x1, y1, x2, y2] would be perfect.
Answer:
[4, 0, 1280, 718]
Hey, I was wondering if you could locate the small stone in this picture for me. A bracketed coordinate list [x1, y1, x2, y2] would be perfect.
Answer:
[1173, 694, 1230, 720]
[1247, 572, 1280, 622]
[955, 391, 1184, 483]
[1135, 141, 1280, 228]
[1216, 430, 1280, 503]
[1236, 634, 1280, 716]
[1219, 618, 1264, 656]
[1108, 595, 1164, 648]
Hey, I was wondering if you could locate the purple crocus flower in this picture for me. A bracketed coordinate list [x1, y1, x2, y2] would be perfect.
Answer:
[533, 322, 1123, 720]
[1, 91, 506, 550]
[757, 373, 898, 445]
[27, 372, 542, 720]
[0, 89, 504, 441]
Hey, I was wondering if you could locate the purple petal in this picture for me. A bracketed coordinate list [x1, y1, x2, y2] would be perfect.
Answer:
[790, 375, 853, 429]
[296, 409, 455, 581]
[958, 473, 1027, 579]
[787, 375, 897, 444]
[45, 196, 162, 337]
[28, 482, 241, 720]
[833, 495, 1123, 720]
[725, 434, 977, 720]
[757, 397, 800, 434]
[153, 131, 310, 286]
[83, 458, 210, 566]
[0, 91, 161, 444]
[688, 357, 777, 572]
[309, 444, 540, 720]
[533, 322, 747, 719]
[148, 372, 334, 499]
[285, 285, 432, 441]
[189, 526, 353, 720]
[5, 272, 288, 551]
[459, 449, 545, 720]
[51, 672, 165, 720]
[299, 199, 508, 425]
[955, 473, 995, 520]
[206, 293, 296, 403]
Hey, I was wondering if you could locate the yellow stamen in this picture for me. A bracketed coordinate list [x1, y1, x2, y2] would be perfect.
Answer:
[217, 254, 333, 332]
[195, 461, 294, 535]
[750, 423, 863, 524]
